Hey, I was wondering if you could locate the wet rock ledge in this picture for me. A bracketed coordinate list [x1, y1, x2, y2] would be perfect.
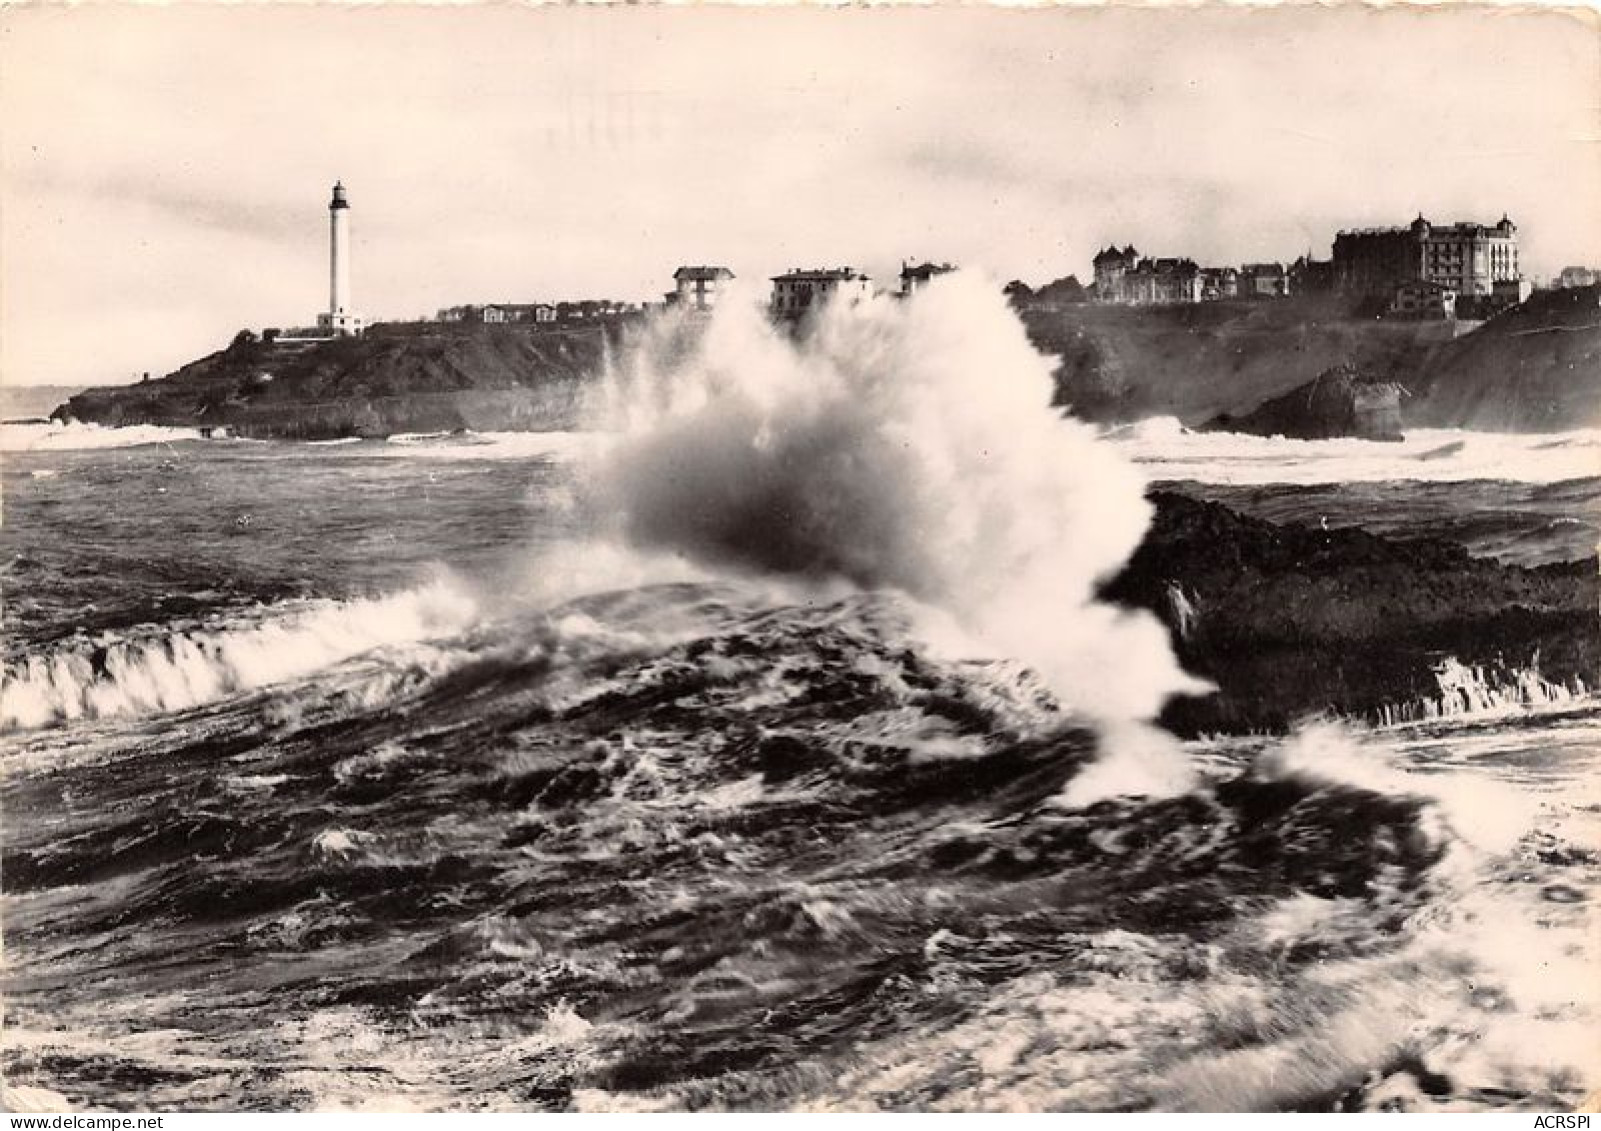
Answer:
[1105, 492, 1598, 736]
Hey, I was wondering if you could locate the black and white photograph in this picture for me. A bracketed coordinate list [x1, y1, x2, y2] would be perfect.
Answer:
[1, 1, 1598, 1114]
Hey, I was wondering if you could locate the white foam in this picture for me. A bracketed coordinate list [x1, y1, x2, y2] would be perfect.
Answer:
[1, 1084, 74, 1112]
[0, 420, 203, 453]
[1375, 657, 1587, 727]
[578, 274, 1207, 741]
[365, 431, 595, 461]
[1107, 416, 1601, 485]
[1255, 719, 1533, 855]
[0, 579, 478, 731]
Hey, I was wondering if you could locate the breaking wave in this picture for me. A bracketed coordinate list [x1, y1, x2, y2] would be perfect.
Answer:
[1372, 656, 1590, 727]
[579, 275, 1208, 750]
[0, 420, 204, 453]
[369, 431, 595, 461]
[11, 599, 1594, 1111]
[0, 580, 478, 731]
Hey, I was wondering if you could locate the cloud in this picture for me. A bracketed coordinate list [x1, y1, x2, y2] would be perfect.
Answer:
[1, 4, 1597, 386]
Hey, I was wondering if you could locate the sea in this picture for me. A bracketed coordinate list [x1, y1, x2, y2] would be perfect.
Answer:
[2, 279, 1598, 1113]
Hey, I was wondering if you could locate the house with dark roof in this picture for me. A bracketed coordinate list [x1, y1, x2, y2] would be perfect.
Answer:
[1200, 267, 1240, 301]
[1390, 279, 1457, 319]
[899, 261, 956, 296]
[1333, 214, 1520, 298]
[1092, 245, 1140, 301]
[1239, 262, 1288, 298]
[669, 266, 735, 312]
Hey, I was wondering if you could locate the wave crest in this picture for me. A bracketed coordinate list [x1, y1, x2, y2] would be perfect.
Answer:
[579, 274, 1207, 739]
[1, 420, 204, 453]
[0, 581, 477, 731]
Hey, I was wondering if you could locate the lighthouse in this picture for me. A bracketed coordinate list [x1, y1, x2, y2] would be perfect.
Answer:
[317, 181, 364, 337]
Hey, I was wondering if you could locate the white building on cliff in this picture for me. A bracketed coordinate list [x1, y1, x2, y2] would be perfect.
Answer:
[770, 267, 872, 320]
[316, 181, 364, 337]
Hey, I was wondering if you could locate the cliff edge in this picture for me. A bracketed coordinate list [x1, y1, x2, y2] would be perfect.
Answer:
[1020, 289, 1599, 432]
[53, 322, 621, 440]
[1020, 295, 1449, 426]
[1406, 285, 1601, 431]
[55, 286, 1600, 438]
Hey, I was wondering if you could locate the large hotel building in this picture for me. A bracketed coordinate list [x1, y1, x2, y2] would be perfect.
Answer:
[1332, 214, 1520, 298]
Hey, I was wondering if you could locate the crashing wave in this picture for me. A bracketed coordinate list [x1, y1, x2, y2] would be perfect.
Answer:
[1372, 656, 1588, 727]
[0, 420, 204, 453]
[579, 274, 1207, 732]
[0, 581, 477, 731]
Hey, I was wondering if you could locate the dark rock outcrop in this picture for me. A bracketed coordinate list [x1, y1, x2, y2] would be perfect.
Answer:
[53, 322, 624, 440]
[1104, 492, 1598, 736]
[1201, 363, 1407, 441]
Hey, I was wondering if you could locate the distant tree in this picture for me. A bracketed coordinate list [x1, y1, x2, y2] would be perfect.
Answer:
[228, 329, 259, 355]
[1035, 275, 1089, 305]
[1002, 280, 1035, 309]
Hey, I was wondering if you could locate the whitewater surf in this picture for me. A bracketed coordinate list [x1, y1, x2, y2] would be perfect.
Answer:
[3, 280, 1597, 1112]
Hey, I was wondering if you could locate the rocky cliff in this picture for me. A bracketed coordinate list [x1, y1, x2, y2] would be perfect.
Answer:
[54, 287, 1600, 438]
[1021, 289, 1600, 432]
[1406, 285, 1601, 431]
[53, 322, 621, 440]
[1020, 295, 1450, 426]
[1105, 492, 1598, 736]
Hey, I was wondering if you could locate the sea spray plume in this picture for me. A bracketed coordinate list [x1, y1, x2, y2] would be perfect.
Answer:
[578, 273, 1209, 752]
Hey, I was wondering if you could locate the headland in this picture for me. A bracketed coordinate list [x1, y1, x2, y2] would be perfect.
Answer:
[51, 284, 1600, 440]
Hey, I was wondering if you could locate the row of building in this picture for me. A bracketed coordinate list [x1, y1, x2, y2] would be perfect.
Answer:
[434, 262, 957, 328]
[311, 183, 959, 338]
[1090, 250, 1301, 305]
[645, 261, 958, 317]
[682, 261, 956, 317]
[434, 299, 642, 325]
[1091, 213, 1535, 318]
[311, 184, 1581, 340]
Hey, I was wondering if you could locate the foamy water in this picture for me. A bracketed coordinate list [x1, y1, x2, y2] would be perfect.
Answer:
[0, 580, 478, 732]
[0, 419, 204, 453]
[582, 276, 1206, 745]
[2, 279, 1596, 1113]
[4, 577, 1594, 1112]
[366, 430, 596, 461]
[1107, 416, 1601, 486]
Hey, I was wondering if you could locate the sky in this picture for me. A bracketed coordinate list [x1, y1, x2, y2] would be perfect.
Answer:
[2, 4, 1598, 387]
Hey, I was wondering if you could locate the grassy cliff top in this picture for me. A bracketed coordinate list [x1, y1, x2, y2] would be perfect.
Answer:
[1019, 288, 1600, 431]
[1407, 285, 1601, 431]
[54, 289, 1599, 438]
[54, 322, 622, 434]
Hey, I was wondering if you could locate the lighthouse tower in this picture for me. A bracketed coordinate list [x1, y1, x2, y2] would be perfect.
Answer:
[317, 181, 363, 337]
